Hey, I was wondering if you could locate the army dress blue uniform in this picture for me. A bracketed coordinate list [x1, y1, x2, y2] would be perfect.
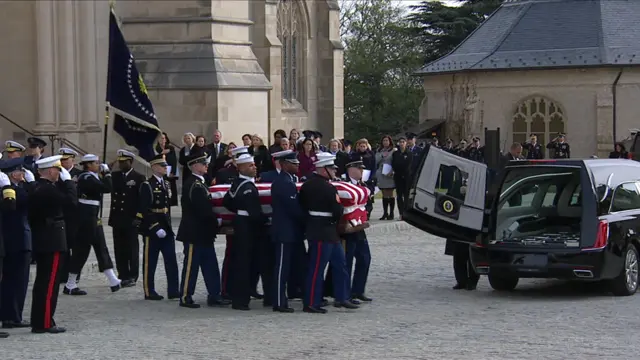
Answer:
[269, 152, 305, 312]
[138, 155, 180, 300]
[176, 150, 230, 308]
[222, 154, 270, 310]
[523, 141, 544, 159]
[547, 135, 571, 159]
[299, 163, 355, 313]
[0, 159, 34, 328]
[108, 150, 146, 283]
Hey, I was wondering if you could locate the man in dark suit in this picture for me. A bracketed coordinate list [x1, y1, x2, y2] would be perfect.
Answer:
[270, 150, 303, 313]
[501, 142, 524, 167]
[207, 130, 227, 180]
[23, 137, 47, 173]
[0, 158, 36, 329]
[108, 150, 146, 285]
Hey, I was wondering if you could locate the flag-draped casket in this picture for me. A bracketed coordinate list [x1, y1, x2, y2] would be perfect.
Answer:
[209, 182, 370, 230]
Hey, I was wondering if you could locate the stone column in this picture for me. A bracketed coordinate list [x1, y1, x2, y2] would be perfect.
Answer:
[78, 0, 102, 132]
[35, 0, 58, 133]
[57, 0, 79, 131]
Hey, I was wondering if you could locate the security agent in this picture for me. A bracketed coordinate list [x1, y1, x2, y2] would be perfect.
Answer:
[28, 155, 77, 334]
[137, 154, 180, 301]
[222, 152, 269, 311]
[0, 158, 36, 330]
[63, 154, 122, 295]
[23, 137, 47, 172]
[299, 153, 358, 313]
[57, 147, 82, 285]
[108, 150, 146, 285]
[270, 150, 304, 313]
[546, 133, 570, 159]
[176, 148, 231, 308]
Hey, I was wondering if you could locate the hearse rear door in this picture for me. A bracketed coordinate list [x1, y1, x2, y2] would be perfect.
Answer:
[404, 146, 488, 243]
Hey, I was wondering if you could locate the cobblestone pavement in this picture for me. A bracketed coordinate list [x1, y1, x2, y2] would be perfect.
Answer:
[5, 224, 640, 360]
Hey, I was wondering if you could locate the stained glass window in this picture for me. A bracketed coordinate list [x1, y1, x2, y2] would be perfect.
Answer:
[512, 97, 566, 158]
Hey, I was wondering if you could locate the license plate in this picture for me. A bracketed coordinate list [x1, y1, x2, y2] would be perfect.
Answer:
[512, 254, 548, 267]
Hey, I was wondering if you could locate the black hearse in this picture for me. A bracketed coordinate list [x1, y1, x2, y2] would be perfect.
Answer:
[404, 146, 640, 296]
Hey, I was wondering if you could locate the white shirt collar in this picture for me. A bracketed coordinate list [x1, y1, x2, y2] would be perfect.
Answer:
[125, 168, 133, 177]
[153, 174, 164, 183]
[276, 168, 281, 174]
[239, 174, 255, 183]
[193, 173, 205, 183]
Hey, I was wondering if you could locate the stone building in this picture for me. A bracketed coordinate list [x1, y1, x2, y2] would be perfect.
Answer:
[0, 0, 343, 157]
[416, 0, 640, 158]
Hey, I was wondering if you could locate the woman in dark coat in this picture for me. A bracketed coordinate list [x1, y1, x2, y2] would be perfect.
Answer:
[248, 134, 270, 174]
[609, 143, 629, 159]
[155, 132, 178, 206]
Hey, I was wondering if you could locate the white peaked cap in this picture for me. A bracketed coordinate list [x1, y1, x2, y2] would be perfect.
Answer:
[271, 150, 293, 158]
[316, 152, 335, 160]
[314, 153, 336, 168]
[296, 136, 306, 144]
[35, 155, 63, 169]
[58, 147, 79, 157]
[5, 140, 26, 151]
[117, 149, 136, 158]
[80, 154, 100, 163]
[235, 153, 254, 165]
[231, 146, 249, 156]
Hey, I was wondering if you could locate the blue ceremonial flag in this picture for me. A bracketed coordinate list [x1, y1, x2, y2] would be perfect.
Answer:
[106, 8, 160, 161]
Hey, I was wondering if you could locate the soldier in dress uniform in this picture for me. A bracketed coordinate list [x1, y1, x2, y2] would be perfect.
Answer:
[547, 133, 571, 159]
[63, 154, 122, 295]
[57, 148, 81, 285]
[177, 148, 231, 308]
[299, 154, 358, 313]
[269, 150, 304, 313]
[258, 150, 285, 184]
[137, 154, 180, 301]
[0, 158, 36, 330]
[109, 150, 146, 285]
[222, 152, 269, 311]
[23, 137, 47, 173]
[523, 134, 544, 159]
[28, 155, 76, 334]
[4, 141, 26, 159]
[0, 161, 12, 338]
[466, 137, 485, 163]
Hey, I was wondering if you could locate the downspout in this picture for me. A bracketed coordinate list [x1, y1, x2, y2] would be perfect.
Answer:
[612, 69, 623, 143]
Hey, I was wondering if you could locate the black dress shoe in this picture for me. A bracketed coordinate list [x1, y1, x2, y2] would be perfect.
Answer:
[145, 293, 164, 301]
[31, 326, 66, 334]
[0, 331, 8, 338]
[168, 294, 180, 300]
[319, 299, 329, 307]
[110, 284, 121, 293]
[2, 321, 30, 329]
[63, 287, 87, 296]
[120, 279, 135, 288]
[353, 294, 373, 302]
[207, 297, 231, 306]
[250, 292, 264, 300]
[349, 299, 361, 305]
[221, 294, 232, 301]
[452, 284, 465, 290]
[179, 302, 201, 309]
[379, 214, 388, 221]
[232, 304, 250, 311]
[334, 301, 359, 309]
[273, 306, 295, 313]
[466, 284, 477, 291]
[303, 306, 327, 314]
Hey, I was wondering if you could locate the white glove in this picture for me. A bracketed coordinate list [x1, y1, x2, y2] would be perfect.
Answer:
[100, 163, 110, 173]
[0, 172, 9, 187]
[24, 169, 35, 183]
[217, 218, 222, 226]
[59, 167, 71, 181]
[155, 229, 167, 239]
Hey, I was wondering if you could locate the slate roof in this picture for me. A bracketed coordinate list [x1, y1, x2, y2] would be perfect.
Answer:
[416, 0, 640, 75]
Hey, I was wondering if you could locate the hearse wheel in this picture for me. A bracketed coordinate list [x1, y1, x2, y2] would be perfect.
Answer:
[610, 244, 639, 296]
[488, 273, 519, 291]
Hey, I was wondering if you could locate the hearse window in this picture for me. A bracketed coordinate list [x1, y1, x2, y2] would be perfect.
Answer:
[496, 167, 582, 240]
[570, 185, 581, 206]
[610, 182, 640, 212]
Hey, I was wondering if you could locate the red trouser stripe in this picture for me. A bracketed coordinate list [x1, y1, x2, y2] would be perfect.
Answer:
[44, 252, 60, 329]
[309, 241, 323, 306]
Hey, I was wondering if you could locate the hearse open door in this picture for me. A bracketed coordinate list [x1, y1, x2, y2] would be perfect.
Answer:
[403, 146, 488, 244]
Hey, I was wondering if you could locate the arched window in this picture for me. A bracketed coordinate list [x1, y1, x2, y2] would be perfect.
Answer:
[512, 97, 566, 158]
[277, 0, 303, 104]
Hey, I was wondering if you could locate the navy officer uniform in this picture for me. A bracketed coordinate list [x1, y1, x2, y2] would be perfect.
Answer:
[269, 150, 304, 313]
[4, 141, 26, 159]
[137, 154, 180, 301]
[0, 160, 17, 338]
[57, 147, 82, 285]
[28, 156, 77, 334]
[176, 148, 231, 308]
[0, 158, 36, 329]
[222, 152, 270, 310]
[23, 137, 47, 173]
[299, 154, 358, 313]
[108, 150, 146, 284]
[546, 133, 570, 159]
